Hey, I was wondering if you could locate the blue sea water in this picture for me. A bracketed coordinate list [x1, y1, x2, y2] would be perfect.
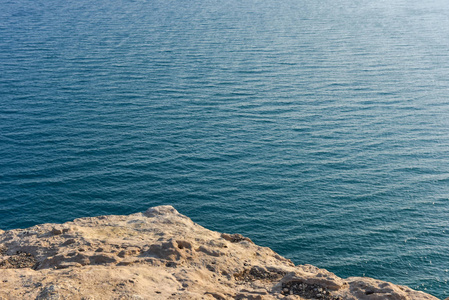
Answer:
[1, 0, 449, 297]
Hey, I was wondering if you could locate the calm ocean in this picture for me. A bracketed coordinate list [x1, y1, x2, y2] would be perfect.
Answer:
[1, 0, 449, 297]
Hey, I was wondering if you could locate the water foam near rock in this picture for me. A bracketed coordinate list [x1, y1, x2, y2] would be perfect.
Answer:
[0, 206, 439, 299]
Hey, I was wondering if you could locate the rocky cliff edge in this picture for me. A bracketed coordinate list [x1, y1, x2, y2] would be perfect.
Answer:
[0, 206, 439, 300]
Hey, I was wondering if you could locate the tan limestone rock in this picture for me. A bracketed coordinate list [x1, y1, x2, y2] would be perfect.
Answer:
[0, 205, 440, 300]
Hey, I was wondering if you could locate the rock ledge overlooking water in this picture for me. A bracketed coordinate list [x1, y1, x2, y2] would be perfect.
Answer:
[0, 206, 439, 300]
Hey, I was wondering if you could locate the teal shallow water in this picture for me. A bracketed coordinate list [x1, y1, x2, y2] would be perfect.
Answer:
[1, 0, 449, 297]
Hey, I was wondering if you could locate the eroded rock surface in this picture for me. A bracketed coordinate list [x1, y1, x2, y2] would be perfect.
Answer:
[0, 206, 439, 300]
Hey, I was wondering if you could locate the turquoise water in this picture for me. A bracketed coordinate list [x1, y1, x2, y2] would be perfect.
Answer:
[1, 0, 449, 297]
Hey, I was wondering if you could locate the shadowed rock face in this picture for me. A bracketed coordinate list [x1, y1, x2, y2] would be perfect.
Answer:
[0, 206, 439, 300]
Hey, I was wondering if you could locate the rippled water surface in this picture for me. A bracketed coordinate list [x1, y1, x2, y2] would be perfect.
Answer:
[1, 0, 449, 297]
